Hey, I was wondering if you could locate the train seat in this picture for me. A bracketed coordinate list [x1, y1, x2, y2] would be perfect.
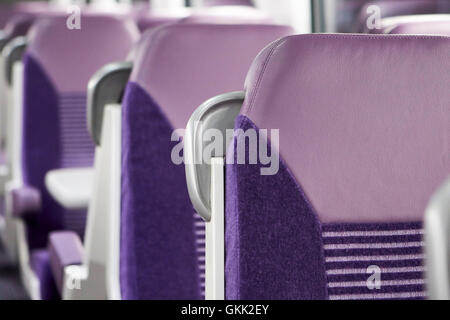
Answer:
[7, 14, 138, 300]
[185, 33, 450, 300]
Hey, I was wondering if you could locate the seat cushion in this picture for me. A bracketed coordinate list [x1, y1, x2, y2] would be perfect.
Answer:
[30, 249, 59, 300]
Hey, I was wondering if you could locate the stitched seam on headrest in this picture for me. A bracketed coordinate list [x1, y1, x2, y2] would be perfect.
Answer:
[245, 37, 290, 116]
[244, 33, 450, 117]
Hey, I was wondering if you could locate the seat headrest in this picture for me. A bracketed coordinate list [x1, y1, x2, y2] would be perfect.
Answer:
[241, 34, 450, 224]
[26, 14, 140, 93]
[130, 23, 293, 129]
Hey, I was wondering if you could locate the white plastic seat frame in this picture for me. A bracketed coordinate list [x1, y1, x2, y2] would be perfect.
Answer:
[425, 177, 450, 300]
[0, 37, 42, 299]
[0, 36, 27, 266]
[184, 91, 244, 300]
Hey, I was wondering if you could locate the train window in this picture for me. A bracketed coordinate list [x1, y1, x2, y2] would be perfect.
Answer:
[313, 0, 450, 33]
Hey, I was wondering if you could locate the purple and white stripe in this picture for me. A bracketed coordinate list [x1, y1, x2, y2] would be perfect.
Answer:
[59, 94, 95, 169]
[322, 222, 426, 300]
[194, 212, 206, 298]
[58, 93, 94, 236]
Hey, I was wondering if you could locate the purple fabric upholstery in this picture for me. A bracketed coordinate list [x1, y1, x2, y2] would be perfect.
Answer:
[121, 23, 293, 300]
[322, 222, 425, 300]
[30, 249, 59, 300]
[11, 186, 41, 218]
[225, 34, 450, 300]
[388, 19, 450, 35]
[48, 231, 84, 294]
[121, 82, 202, 300]
[357, 0, 445, 32]
[22, 54, 64, 250]
[225, 115, 328, 300]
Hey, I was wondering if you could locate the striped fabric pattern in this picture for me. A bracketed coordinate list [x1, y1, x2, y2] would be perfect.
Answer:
[59, 94, 95, 169]
[322, 222, 426, 300]
[193, 212, 206, 298]
[57, 93, 95, 237]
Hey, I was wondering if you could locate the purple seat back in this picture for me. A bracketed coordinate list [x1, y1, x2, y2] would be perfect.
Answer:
[226, 34, 450, 299]
[120, 23, 293, 300]
[22, 14, 139, 250]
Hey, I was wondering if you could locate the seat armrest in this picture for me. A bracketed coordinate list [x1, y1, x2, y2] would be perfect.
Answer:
[45, 168, 94, 210]
[10, 185, 41, 218]
[48, 231, 84, 295]
[184, 91, 244, 221]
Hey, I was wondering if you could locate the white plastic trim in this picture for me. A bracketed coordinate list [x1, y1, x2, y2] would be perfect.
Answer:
[205, 157, 225, 300]
[16, 219, 40, 300]
[61, 104, 123, 300]
[11, 62, 23, 184]
[0, 62, 24, 264]
[45, 168, 94, 210]
[425, 177, 450, 300]
[100, 104, 122, 300]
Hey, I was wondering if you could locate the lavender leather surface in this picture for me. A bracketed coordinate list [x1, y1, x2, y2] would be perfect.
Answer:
[130, 23, 293, 130]
[241, 34, 450, 224]
[11, 186, 41, 218]
[27, 14, 139, 93]
[48, 231, 84, 294]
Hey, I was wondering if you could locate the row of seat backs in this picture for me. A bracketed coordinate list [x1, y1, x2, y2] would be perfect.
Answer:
[14, 6, 290, 299]
[122, 16, 450, 299]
